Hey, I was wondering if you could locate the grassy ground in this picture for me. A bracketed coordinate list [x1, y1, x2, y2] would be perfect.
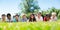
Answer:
[0, 20, 60, 30]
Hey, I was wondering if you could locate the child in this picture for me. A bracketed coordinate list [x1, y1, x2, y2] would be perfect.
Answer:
[43, 14, 51, 21]
[50, 12, 57, 21]
[6, 13, 13, 22]
[13, 14, 20, 22]
[21, 14, 28, 22]
[36, 12, 43, 22]
[29, 14, 36, 22]
[1, 14, 6, 22]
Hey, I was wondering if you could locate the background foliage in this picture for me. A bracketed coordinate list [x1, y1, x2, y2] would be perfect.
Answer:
[19, 0, 60, 19]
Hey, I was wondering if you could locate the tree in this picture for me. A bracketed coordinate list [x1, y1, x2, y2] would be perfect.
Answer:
[41, 7, 60, 19]
[19, 0, 40, 14]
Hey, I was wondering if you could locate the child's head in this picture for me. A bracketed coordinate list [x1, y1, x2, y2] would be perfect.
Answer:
[52, 12, 56, 17]
[2, 14, 6, 20]
[7, 13, 11, 19]
[15, 14, 19, 20]
[30, 14, 35, 19]
[45, 14, 51, 21]
[22, 14, 26, 18]
[37, 12, 42, 16]
[29, 14, 36, 22]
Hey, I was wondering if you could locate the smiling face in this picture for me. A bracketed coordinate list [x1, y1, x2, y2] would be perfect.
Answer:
[7, 15, 11, 19]
[46, 16, 50, 21]
[2, 14, 6, 21]
[2, 15, 6, 20]
[7, 13, 11, 20]
[38, 14, 41, 17]
[29, 14, 36, 22]
[52, 14, 56, 17]
[52, 12, 56, 17]
[30, 15, 34, 19]
[15, 16, 19, 20]
[22, 15, 26, 18]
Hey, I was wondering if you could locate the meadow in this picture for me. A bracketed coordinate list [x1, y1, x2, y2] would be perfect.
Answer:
[0, 20, 60, 30]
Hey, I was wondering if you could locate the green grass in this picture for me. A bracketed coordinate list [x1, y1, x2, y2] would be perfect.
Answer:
[0, 20, 60, 30]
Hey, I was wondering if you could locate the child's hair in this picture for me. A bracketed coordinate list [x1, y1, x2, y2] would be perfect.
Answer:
[15, 14, 19, 17]
[7, 13, 11, 17]
[29, 14, 36, 22]
[22, 14, 26, 17]
[2, 14, 5, 16]
[38, 12, 41, 14]
[52, 12, 56, 16]
[43, 14, 51, 21]
[46, 14, 51, 17]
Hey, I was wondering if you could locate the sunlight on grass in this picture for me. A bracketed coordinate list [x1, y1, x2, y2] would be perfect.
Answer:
[0, 21, 60, 30]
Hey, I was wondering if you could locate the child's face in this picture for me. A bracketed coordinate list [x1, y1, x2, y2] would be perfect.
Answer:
[47, 17, 50, 20]
[7, 16, 11, 19]
[52, 15, 56, 17]
[22, 15, 26, 18]
[38, 14, 41, 17]
[15, 16, 19, 20]
[2, 16, 6, 19]
[31, 15, 34, 19]
[46, 17, 50, 20]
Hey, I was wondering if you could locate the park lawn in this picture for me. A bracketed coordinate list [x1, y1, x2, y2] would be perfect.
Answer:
[0, 20, 60, 30]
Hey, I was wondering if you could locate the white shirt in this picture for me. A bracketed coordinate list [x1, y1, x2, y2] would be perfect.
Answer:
[6, 18, 13, 22]
[36, 16, 43, 22]
[50, 16, 57, 21]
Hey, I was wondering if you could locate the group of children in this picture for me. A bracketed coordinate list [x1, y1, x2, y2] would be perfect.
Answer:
[0, 12, 57, 22]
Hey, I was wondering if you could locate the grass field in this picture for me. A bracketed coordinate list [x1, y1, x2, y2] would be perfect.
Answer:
[0, 20, 60, 30]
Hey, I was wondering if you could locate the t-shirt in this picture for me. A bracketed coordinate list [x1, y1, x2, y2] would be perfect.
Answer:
[50, 16, 57, 21]
[13, 18, 20, 22]
[6, 18, 13, 22]
[21, 18, 28, 22]
[36, 16, 43, 22]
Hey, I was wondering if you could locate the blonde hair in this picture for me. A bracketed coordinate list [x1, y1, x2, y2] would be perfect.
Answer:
[52, 12, 56, 16]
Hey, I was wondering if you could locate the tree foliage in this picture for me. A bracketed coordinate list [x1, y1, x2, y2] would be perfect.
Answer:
[19, 0, 40, 14]
[41, 7, 60, 19]
[19, 0, 60, 19]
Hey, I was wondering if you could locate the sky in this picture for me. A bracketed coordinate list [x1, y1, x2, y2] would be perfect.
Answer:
[0, 0, 60, 18]
[0, 0, 21, 18]
[38, 0, 60, 10]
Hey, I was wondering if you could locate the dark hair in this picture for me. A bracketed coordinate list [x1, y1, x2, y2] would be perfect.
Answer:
[15, 14, 19, 17]
[46, 14, 51, 18]
[38, 12, 42, 16]
[2, 14, 5, 16]
[7, 13, 11, 17]
[29, 14, 36, 22]
[43, 14, 51, 21]
[38, 12, 41, 14]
